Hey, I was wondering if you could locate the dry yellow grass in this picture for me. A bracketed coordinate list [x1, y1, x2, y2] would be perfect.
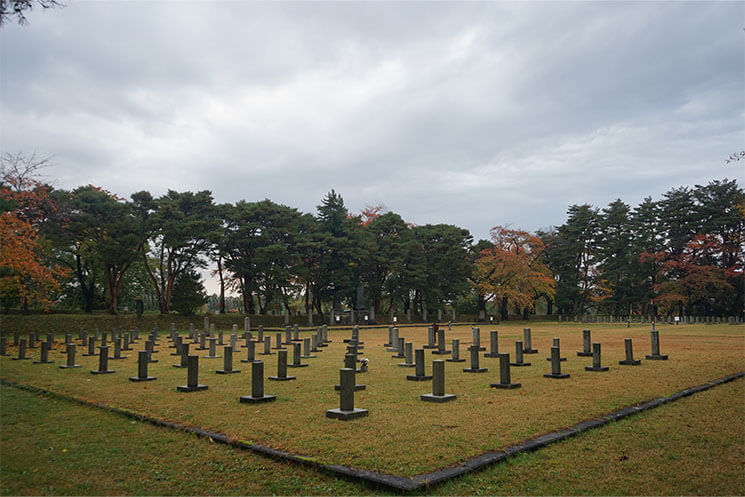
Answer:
[1, 321, 742, 476]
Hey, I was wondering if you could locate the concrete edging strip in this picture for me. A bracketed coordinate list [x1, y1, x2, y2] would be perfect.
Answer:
[2, 370, 743, 492]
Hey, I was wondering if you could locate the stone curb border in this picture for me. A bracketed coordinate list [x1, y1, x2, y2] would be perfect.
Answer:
[2, 371, 743, 492]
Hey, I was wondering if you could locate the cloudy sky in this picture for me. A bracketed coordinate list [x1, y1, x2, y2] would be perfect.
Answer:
[1, 1, 743, 245]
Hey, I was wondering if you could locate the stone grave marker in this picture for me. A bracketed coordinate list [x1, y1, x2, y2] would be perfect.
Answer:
[174, 343, 190, 368]
[268, 350, 295, 381]
[544, 346, 570, 379]
[259, 336, 273, 356]
[326, 368, 368, 420]
[111, 337, 127, 360]
[577, 329, 593, 357]
[13, 338, 30, 361]
[407, 348, 433, 381]
[171, 336, 182, 356]
[619, 338, 641, 365]
[510, 341, 531, 367]
[432, 329, 451, 355]
[490, 353, 520, 389]
[216, 345, 241, 374]
[241, 340, 257, 363]
[471, 327, 485, 351]
[33, 341, 54, 364]
[206, 338, 221, 359]
[585, 343, 609, 372]
[545, 337, 566, 362]
[91, 345, 115, 374]
[463, 345, 488, 373]
[447, 338, 465, 363]
[239, 361, 276, 404]
[522, 328, 538, 354]
[645, 330, 668, 360]
[335, 354, 366, 391]
[424, 326, 437, 349]
[130, 350, 157, 382]
[484, 330, 500, 358]
[273, 333, 285, 350]
[302, 337, 316, 359]
[421, 360, 456, 402]
[0, 336, 7, 356]
[399, 342, 415, 367]
[391, 337, 405, 359]
[145, 340, 158, 363]
[177, 355, 208, 392]
[59, 343, 81, 369]
[287, 342, 308, 368]
[83, 336, 97, 357]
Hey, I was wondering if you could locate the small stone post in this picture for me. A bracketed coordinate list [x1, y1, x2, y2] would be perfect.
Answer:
[463, 345, 488, 373]
[585, 343, 609, 371]
[485, 330, 499, 358]
[287, 342, 308, 368]
[447, 338, 465, 362]
[177, 355, 208, 392]
[216, 346, 240, 374]
[491, 353, 520, 389]
[260, 336, 273, 355]
[544, 346, 570, 379]
[33, 341, 54, 364]
[268, 350, 295, 381]
[577, 329, 592, 356]
[13, 338, 30, 361]
[174, 343, 189, 368]
[240, 361, 276, 403]
[91, 345, 115, 374]
[510, 341, 531, 366]
[424, 327, 436, 349]
[545, 337, 566, 362]
[59, 343, 81, 369]
[646, 330, 668, 360]
[421, 360, 456, 402]
[206, 337, 221, 359]
[326, 368, 368, 420]
[407, 348, 433, 380]
[302, 337, 316, 359]
[83, 337, 97, 357]
[433, 328, 450, 355]
[619, 338, 641, 365]
[523, 328, 537, 353]
[241, 340, 256, 363]
[130, 350, 156, 381]
[399, 342, 415, 367]
[392, 337, 405, 359]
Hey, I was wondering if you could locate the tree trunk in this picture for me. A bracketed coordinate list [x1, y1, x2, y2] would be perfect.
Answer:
[500, 296, 509, 321]
[19, 295, 29, 315]
[105, 266, 120, 315]
[217, 258, 226, 314]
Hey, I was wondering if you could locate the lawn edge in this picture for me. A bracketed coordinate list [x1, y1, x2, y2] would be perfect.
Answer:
[2, 370, 743, 492]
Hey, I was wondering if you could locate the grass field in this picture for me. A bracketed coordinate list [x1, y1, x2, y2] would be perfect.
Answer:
[1, 321, 743, 484]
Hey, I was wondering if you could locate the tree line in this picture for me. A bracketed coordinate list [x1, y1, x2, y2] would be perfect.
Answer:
[1, 153, 742, 320]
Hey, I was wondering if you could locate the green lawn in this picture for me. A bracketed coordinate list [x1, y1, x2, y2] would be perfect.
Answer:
[1, 320, 743, 491]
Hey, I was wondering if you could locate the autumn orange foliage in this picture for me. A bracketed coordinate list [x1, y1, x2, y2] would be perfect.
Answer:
[0, 160, 69, 312]
[642, 234, 737, 314]
[475, 226, 556, 313]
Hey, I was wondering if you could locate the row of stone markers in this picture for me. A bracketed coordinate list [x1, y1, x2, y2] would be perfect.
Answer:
[3, 321, 341, 407]
[558, 314, 742, 324]
[377, 325, 671, 395]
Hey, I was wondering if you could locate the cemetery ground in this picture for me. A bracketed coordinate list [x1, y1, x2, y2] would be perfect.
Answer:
[1, 321, 743, 494]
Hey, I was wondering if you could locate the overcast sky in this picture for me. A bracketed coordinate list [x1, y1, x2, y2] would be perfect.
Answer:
[1, 1, 743, 246]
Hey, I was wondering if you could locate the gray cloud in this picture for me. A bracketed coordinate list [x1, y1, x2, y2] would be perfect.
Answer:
[1, 1, 742, 247]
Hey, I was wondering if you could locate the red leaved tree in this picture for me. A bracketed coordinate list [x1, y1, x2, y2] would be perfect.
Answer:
[475, 226, 556, 320]
[0, 153, 69, 313]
